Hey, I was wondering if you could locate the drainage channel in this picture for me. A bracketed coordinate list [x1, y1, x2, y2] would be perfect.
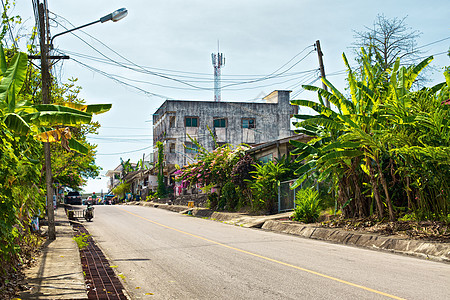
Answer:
[72, 222, 128, 300]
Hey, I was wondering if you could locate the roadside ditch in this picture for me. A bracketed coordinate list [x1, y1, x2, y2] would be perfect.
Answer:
[71, 222, 129, 300]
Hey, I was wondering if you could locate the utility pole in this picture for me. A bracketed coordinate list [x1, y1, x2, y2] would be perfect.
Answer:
[315, 40, 329, 108]
[38, 2, 55, 240]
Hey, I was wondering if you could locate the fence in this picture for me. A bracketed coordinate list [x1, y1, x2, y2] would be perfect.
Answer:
[278, 179, 300, 213]
[277, 178, 318, 213]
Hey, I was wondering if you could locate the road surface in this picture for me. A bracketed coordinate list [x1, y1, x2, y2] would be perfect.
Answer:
[83, 205, 450, 300]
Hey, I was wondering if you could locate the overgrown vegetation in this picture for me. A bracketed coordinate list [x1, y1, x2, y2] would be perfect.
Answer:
[73, 233, 91, 250]
[156, 141, 167, 198]
[0, 3, 109, 284]
[290, 49, 449, 222]
[292, 188, 322, 223]
[111, 182, 131, 200]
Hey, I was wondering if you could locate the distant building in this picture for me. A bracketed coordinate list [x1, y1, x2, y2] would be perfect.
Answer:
[105, 154, 157, 200]
[152, 90, 297, 177]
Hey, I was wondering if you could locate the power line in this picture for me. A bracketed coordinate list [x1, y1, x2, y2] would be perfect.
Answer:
[417, 36, 450, 50]
[222, 49, 316, 89]
[65, 54, 171, 99]
[101, 126, 151, 130]
[97, 145, 154, 156]
[88, 134, 152, 137]
[58, 49, 319, 83]
[50, 17, 210, 90]
[50, 15, 319, 93]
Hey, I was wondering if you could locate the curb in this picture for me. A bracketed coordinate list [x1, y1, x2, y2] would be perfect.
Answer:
[261, 220, 450, 263]
[133, 202, 450, 263]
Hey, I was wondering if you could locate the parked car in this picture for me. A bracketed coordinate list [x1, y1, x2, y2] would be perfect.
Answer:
[64, 191, 82, 205]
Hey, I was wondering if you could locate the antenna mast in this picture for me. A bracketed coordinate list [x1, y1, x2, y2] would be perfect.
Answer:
[212, 41, 225, 102]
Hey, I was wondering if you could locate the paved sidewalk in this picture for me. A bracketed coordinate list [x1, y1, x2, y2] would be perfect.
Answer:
[18, 206, 88, 299]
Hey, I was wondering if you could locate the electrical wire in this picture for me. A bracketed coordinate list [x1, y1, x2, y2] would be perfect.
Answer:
[65, 62, 317, 92]
[101, 126, 152, 130]
[66, 55, 171, 99]
[50, 17, 211, 90]
[417, 36, 450, 50]
[221, 49, 316, 89]
[96, 145, 154, 156]
[50, 14, 318, 93]
[56, 49, 320, 83]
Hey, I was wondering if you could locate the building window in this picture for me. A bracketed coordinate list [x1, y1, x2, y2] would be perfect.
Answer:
[258, 153, 273, 164]
[213, 118, 227, 128]
[185, 117, 199, 127]
[242, 118, 255, 129]
[169, 143, 175, 153]
[185, 142, 199, 154]
[169, 116, 176, 128]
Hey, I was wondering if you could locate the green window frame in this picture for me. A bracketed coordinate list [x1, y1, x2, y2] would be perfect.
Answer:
[242, 118, 255, 129]
[185, 117, 199, 127]
[213, 118, 227, 128]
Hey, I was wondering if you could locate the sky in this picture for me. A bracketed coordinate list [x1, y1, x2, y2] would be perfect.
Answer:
[10, 0, 450, 194]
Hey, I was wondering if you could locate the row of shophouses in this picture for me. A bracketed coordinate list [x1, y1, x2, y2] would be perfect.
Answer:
[105, 90, 310, 200]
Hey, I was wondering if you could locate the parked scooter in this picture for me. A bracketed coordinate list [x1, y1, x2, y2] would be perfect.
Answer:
[84, 203, 94, 222]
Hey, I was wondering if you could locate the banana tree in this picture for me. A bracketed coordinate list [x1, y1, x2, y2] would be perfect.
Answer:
[0, 45, 111, 154]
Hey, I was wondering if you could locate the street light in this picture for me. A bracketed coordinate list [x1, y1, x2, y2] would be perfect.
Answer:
[38, 5, 127, 240]
[50, 8, 128, 48]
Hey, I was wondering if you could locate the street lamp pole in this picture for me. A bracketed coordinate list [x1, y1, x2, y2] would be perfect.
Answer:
[37, 4, 127, 240]
[38, 3, 55, 239]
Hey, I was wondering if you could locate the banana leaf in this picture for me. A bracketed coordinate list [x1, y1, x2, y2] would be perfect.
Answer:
[68, 138, 89, 155]
[321, 141, 361, 153]
[317, 149, 364, 165]
[0, 43, 7, 74]
[0, 51, 28, 102]
[60, 102, 112, 114]
[35, 127, 72, 143]
[4, 113, 31, 135]
[25, 111, 92, 127]
[34, 104, 92, 116]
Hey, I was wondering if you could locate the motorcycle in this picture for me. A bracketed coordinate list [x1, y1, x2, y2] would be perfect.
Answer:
[84, 203, 94, 222]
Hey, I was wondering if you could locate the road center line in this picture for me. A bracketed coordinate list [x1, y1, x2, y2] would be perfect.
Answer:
[118, 207, 405, 300]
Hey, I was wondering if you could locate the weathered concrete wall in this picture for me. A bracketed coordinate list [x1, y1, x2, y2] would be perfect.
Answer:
[153, 91, 296, 167]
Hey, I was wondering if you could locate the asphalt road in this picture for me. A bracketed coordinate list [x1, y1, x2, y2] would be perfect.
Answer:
[83, 205, 450, 300]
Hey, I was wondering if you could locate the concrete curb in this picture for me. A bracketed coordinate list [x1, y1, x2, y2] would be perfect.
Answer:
[261, 220, 450, 263]
[135, 202, 450, 263]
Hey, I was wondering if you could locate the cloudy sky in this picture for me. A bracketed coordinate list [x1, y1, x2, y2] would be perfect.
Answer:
[12, 0, 450, 193]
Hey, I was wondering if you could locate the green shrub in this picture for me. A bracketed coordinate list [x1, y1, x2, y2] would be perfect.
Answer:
[221, 181, 238, 211]
[292, 188, 322, 223]
[248, 161, 288, 213]
[207, 193, 218, 210]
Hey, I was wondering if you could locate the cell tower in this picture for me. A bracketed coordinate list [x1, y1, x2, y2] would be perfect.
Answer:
[212, 43, 225, 102]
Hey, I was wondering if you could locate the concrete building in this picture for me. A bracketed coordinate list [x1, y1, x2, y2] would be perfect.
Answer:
[152, 90, 297, 174]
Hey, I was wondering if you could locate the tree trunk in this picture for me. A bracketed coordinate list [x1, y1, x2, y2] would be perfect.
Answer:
[367, 157, 384, 219]
[406, 176, 412, 212]
[351, 158, 366, 218]
[376, 158, 395, 221]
